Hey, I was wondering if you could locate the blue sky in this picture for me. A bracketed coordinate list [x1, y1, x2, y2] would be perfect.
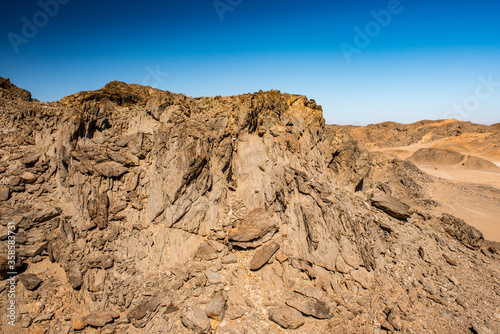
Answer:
[1, 0, 499, 125]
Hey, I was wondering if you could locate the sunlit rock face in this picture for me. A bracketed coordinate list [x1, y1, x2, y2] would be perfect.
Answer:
[0, 77, 499, 333]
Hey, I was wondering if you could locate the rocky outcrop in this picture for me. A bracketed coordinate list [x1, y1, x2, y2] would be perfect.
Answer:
[0, 77, 499, 333]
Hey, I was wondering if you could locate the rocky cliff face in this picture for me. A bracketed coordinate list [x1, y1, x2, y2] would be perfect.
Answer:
[1, 77, 499, 333]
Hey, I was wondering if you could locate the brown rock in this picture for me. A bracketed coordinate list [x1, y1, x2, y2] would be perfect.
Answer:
[195, 242, 218, 261]
[268, 305, 305, 329]
[73, 316, 87, 331]
[83, 311, 114, 328]
[442, 253, 458, 266]
[285, 293, 333, 319]
[21, 171, 38, 183]
[349, 267, 374, 290]
[128, 295, 162, 323]
[94, 161, 128, 178]
[66, 265, 83, 289]
[107, 151, 139, 167]
[0, 185, 10, 201]
[371, 194, 411, 220]
[228, 209, 278, 248]
[249, 242, 280, 271]
[96, 193, 109, 229]
[181, 306, 211, 333]
[19, 273, 42, 291]
[21, 153, 40, 165]
[293, 285, 325, 301]
[335, 255, 353, 274]
[205, 292, 227, 321]
[221, 254, 237, 264]
[17, 242, 48, 258]
[274, 249, 288, 263]
[441, 214, 484, 250]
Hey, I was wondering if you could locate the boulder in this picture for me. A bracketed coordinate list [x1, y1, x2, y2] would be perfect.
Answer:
[127, 295, 162, 322]
[19, 273, 42, 291]
[88, 193, 109, 229]
[21, 171, 38, 183]
[285, 293, 333, 319]
[195, 242, 218, 261]
[66, 265, 83, 289]
[349, 267, 374, 289]
[0, 185, 10, 201]
[441, 214, 484, 250]
[83, 311, 115, 328]
[205, 292, 227, 321]
[249, 242, 280, 271]
[371, 195, 411, 220]
[94, 161, 128, 178]
[228, 209, 278, 248]
[181, 306, 211, 333]
[268, 305, 305, 329]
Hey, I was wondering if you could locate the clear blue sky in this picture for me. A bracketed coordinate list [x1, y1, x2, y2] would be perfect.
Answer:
[1, 0, 499, 125]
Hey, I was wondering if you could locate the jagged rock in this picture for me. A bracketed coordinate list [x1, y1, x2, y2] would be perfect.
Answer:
[85, 269, 106, 292]
[275, 249, 288, 263]
[86, 253, 114, 269]
[127, 295, 162, 324]
[66, 265, 83, 289]
[221, 254, 237, 264]
[293, 285, 325, 301]
[73, 316, 86, 331]
[181, 306, 211, 333]
[21, 153, 40, 165]
[0, 185, 10, 201]
[350, 268, 374, 289]
[228, 209, 278, 248]
[387, 307, 402, 331]
[0, 77, 32, 100]
[94, 161, 128, 178]
[107, 151, 139, 167]
[195, 242, 218, 261]
[205, 269, 222, 285]
[0, 251, 23, 279]
[83, 311, 116, 328]
[335, 255, 353, 274]
[441, 214, 484, 249]
[420, 277, 438, 295]
[109, 200, 127, 214]
[88, 193, 109, 229]
[19, 314, 33, 328]
[250, 242, 280, 270]
[19, 273, 42, 290]
[17, 242, 48, 257]
[1, 78, 499, 333]
[208, 240, 225, 252]
[21, 171, 38, 183]
[20, 207, 61, 230]
[269, 305, 305, 329]
[205, 292, 227, 321]
[442, 253, 458, 266]
[285, 293, 333, 319]
[226, 307, 247, 320]
[33, 312, 54, 322]
[371, 194, 411, 220]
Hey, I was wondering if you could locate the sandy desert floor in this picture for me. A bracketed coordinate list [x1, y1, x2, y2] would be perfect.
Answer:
[372, 145, 500, 242]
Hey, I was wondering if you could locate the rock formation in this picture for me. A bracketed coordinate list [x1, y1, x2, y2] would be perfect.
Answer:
[0, 77, 499, 333]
